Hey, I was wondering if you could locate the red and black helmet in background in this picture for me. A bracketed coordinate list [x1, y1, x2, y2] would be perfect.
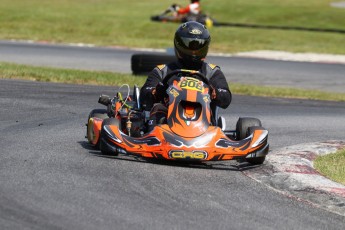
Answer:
[174, 21, 210, 69]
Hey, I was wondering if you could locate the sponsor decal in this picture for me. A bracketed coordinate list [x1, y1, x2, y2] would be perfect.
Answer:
[185, 120, 191, 126]
[169, 150, 207, 159]
[215, 139, 241, 148]
[157, 64, 166, 70]
[190, 29, 202, 35]
[208, 63, 217, 70]
[169, 88, 179, 97]
[128, 137, 161, 146]
[203, 95, 210, 103]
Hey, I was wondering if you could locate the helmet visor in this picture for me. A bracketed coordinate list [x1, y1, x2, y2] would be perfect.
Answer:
[175, 37, 209, 58]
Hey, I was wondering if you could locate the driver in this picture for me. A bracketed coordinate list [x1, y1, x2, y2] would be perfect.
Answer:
[176, 0, 201, 19]
[140, 21, 232, 129]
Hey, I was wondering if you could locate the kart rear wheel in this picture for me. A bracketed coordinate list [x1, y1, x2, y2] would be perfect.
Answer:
[100, 118, 120, 156]
[87, 109, 109, 148]
[131, 54, 176, 75]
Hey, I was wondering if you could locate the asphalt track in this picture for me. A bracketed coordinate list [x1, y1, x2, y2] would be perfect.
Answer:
[1, 40, 345, 93]
[1, 41, 345, 229]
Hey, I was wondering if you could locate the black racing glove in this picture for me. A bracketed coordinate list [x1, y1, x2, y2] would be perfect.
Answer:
[209, 85, 217, 100]
[154, 82, 168, 101]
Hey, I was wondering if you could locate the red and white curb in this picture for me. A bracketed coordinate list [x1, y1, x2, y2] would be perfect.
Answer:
[243, 140, 345, 216]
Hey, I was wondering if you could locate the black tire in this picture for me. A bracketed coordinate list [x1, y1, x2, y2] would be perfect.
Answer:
[245, 126, 267, 165]
[131, 53, 176, 75]
[88, 109, 108, 119]
[236, 117, 266, 165]
[86, 109, 109, 148]
[99, 118, 120, 156]
[235, 117, 262, 140]
[246, 155, 266, 165]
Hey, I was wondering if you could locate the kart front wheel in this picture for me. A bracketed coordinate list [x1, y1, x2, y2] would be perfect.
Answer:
[236, 117, 262, 140]
[99, 118, 120, 156]
[246, 156, 266, 165]
[236, 117, 266, 165]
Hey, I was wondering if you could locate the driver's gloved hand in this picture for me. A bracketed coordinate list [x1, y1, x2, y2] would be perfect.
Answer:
[154, 82, 167, 99]
[209, 85, 217, 100]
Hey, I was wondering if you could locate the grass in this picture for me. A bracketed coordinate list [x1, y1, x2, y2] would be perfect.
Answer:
[314, 149, 345, 186]
[0, 0, 344, 54]
[0, 62, 146, 87]
[2, 62, 345, 102]
[231, 83, 345, 102]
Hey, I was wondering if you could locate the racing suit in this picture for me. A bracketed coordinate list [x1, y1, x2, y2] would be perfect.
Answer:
[140, 60, 232, 128]
[177, 2, 200, 15]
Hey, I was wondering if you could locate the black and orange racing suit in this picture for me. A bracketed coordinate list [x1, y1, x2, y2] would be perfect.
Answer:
[140, 60, 232, 113]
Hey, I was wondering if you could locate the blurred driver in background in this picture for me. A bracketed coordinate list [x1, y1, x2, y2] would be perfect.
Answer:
[176, 0, 201, 17]
[160, 0, 201, 23]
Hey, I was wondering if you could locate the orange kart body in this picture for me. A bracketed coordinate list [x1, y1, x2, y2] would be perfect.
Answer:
[87, 70, 269, 163]
[101, 123, 268, 161]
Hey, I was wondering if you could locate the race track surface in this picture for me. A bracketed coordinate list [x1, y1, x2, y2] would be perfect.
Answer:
[1, 79, 345, 229]
[1, 40, 345, 93]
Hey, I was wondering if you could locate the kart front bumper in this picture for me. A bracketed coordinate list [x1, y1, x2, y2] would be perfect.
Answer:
[101, 124, 269, 162]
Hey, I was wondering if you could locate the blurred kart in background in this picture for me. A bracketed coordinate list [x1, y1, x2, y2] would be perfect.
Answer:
[151, 4, 216, 28]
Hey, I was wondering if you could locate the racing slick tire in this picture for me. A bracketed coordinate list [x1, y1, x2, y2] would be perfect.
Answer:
[236, 117, 266, 165]
[99, 118, 121, 156]
[131, 53, 176, 75]
[246, 156, 266, 165]
[87, 109, 109, 148]
[245, 126, 267, 165]
[236, 117, 262, 140]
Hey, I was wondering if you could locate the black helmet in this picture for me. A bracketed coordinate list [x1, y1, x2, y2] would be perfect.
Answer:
[174, 21, 210, 68]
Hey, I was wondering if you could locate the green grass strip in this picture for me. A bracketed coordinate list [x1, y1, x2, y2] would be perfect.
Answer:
[314, 149, 345, 186]
[231, 83, 345, 102]
[1, 62, 345, 102]
[0, 62, 146, 87]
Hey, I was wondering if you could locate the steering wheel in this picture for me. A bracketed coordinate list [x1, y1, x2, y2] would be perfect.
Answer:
[162, 69, 210, 86]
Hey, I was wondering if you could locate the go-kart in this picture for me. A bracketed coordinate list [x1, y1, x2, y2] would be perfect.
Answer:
[86, 70, 269, 164]
[151, 4, 216, 27]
